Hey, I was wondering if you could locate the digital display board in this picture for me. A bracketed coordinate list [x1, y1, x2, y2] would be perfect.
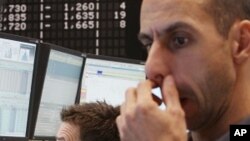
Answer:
[0, 0, 146, 60]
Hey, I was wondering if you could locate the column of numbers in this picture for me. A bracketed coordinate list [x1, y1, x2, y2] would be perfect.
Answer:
[114, 2, 126, 29]
[64, 2, 96, 30]
[7, 4, 27, 31]
[0, 4, 27, 31]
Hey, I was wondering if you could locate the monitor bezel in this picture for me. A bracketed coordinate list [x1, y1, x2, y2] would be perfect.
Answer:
[30, 42, 86, 140]
[86, 53, 145, 65]
[0, 32, 40, 141]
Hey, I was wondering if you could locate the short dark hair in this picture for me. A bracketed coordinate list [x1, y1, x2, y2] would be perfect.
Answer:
[60, 101, 120, 141]
[203, 0, 250, 37]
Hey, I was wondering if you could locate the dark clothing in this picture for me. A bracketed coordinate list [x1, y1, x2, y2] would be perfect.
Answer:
[188, 116, 250, 141]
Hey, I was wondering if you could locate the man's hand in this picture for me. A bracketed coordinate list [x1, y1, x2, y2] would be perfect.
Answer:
[116, 75, 187, 141]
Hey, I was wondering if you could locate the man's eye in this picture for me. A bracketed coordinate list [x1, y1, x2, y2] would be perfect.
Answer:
[173, 36, 189, 47]
[145, 44, 152, 52]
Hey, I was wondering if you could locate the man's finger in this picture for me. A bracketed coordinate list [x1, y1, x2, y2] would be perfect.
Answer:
[136, 80, 156, 105]
[161, 75, 182, 109]
[124, 88, 137, 108]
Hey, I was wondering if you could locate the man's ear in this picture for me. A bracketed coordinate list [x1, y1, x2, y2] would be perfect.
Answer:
[232, 20, 250, 64]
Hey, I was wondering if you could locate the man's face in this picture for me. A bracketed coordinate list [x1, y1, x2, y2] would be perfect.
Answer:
[56, 122, 81, 141]
[140, 0, 236, 130]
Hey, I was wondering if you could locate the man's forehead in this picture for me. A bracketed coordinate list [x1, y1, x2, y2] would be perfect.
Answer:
[140, 0, 208, 33]
[57, 122, 81, 141]
[141, 0, 206, 16]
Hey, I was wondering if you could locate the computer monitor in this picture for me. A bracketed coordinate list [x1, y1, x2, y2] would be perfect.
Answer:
[0, 32, 39, 141]
[80, 54, 146, 106]
[32, 43, 85, 140]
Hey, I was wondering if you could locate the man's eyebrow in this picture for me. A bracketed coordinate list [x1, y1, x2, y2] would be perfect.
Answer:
[158, 22, 197, 36]
[137, 33, 152, 43]
[138, 22, 197, 42]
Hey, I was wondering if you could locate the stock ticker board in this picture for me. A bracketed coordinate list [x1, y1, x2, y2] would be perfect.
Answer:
[0, 0, 147, 60]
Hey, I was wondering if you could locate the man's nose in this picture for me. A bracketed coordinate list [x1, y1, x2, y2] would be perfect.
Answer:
[145, 40, 172, 86]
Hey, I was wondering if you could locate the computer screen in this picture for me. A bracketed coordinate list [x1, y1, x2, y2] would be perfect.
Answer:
[80, 54, 145, 106]
[0, 33, 38, 141]
[33, 44, 85, 140]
